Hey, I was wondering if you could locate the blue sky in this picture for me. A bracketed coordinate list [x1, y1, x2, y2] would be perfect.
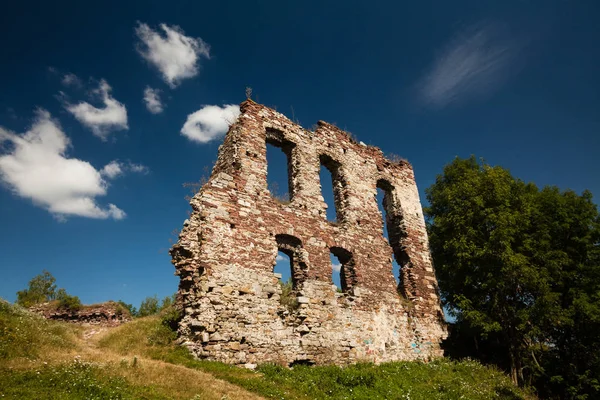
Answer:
[1, 0, 598, 308]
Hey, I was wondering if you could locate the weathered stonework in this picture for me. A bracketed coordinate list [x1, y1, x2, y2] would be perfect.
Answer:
[171, 100, 447, 367]
[30, 301, 131, 327]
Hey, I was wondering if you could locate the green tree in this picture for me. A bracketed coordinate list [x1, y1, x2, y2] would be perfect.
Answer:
[426, 156, 545, 385]
[138, 295, 160, 317]
[117, 300, 137, 317]
[426, 156, 600, 398]
[527, 187, 600, 399]
[16, 270, 57, 307]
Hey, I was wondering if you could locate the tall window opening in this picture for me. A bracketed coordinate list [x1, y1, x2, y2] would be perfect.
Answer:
[319, 154, 347, 222]
[330, 247, 357, 294]
[275, 234, 307, 289]
[376, 179, 408, 294]
[266, 128, 295, 203]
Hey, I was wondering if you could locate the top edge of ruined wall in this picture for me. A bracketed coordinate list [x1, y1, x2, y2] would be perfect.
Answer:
[238, 99, 413, 171]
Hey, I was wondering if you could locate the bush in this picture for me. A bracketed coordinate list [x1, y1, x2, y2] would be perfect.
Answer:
[55, 288, 82, 312]
[279, 279, 299, 311]
[138, 295, 160, 317]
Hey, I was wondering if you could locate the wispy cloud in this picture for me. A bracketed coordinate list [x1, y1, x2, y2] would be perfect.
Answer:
[0, 110, 125, 220]
[135, 22, 210, 88]
[417, 22, 516, 108]
[64, 79, 128, 140]
[332, 263, 342, 272]
[143, 86, 164, 114]
[181, 104, 240, 143]
[100, 160, 150, 179]
[61, 73, 82, 88]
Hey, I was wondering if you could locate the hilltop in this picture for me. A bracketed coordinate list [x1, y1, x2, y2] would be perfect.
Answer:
[0, 299, 533, 399]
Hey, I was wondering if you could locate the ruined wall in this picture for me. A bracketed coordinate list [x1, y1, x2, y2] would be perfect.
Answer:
[171, 100, 446, 367]
[31, 301, 131, 327]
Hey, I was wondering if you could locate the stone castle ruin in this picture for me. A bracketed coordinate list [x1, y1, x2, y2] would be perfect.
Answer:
[170, 100, 447, 366]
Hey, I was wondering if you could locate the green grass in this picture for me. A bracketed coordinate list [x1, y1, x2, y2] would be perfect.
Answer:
[1, 298, 534, 399]
[0, 360, 165, 400]
[100, 316, 534, 400]
[0, 299, 79, 360]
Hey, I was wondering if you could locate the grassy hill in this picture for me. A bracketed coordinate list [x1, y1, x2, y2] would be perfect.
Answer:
[0, 299, 533, 399]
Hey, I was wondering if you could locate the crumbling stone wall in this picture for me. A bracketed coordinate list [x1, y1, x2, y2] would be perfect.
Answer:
[171, 100, 447, 367]
[31, 301, 131, 327]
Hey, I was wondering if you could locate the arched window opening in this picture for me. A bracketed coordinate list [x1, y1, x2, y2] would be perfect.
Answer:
[330, 247, 357, 294]
[275, 234, 307, 289]
[376, 179, 408, 296]
[319, 154, 347, 223]
[266, 128, 295, 203]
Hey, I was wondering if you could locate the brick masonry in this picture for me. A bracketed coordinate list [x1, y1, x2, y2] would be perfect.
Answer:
[170, 100, 447, 367]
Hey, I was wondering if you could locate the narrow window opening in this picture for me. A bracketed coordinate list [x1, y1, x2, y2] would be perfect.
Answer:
[330, 247, 357, 294]
[319, 155, 347, 223]
[330, 253, 342, 292]
[376, 180, 408, 296]
[274, 251, 292, 285]
[266, 128, 295, 203]
[320, 164, 336, 221]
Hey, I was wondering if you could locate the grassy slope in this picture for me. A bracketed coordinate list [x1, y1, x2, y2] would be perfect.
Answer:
[1, 299, 534, 399]
[99, 315, 534, 400]
[0, 300, 259, 400]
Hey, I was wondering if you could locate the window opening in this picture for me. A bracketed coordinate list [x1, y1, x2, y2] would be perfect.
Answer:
[266, 129, 295, 203]
[330, 247, 357, 294]
[330, 252, 342, 291]
[319, 154, 346, 222]
[275, 234, 307, 289]
[377, 180, 409, 295]
[274, 251, 292, 285]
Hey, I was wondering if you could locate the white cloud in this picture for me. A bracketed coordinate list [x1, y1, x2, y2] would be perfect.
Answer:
[65, 79, 128, 140]
[181, 104, 240, 143]
[143, 86, 164, 114]
[128, 163, 149, 174]
[276, 254, 286, 262]
[101, 160, 149, 179]
[135, 22, 210, 88]
[417, 23, 515, 108]
[100, 160, 123, 179]
[61, 73, 82, 88]
[0, 110, 125, 220]
[332, 263, 342, 272]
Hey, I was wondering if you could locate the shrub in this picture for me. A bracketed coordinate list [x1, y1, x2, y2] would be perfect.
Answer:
[279, 279, 299, 311]
[138, 295, 160, 317]
[55, 288, 82, 312]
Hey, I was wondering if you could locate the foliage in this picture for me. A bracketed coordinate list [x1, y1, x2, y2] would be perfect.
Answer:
[426, 156, 600, 398]
[16, 270, 57, 307]
[55, 288, 82, 311]
[117, 300, 137, 317]
[137, 295, 160, 317]
[0, 299, 78, 360]
[136, 293, 178, 319]
[279, 278, 299, 311]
